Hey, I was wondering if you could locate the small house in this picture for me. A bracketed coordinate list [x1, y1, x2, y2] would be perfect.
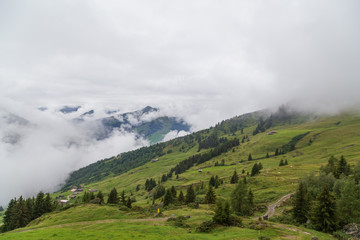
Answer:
[198, 169, 203, 173]
[267, 130, 278, 135]
[152, 158, 159, 163]
[89, 189, 98, 193]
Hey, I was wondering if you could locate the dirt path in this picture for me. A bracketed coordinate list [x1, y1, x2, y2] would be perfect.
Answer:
[13, 217, 169, 233]
[261, 192, 294, 220]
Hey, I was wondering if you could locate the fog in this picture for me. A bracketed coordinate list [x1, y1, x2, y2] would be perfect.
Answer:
[0, 0, 360, 205]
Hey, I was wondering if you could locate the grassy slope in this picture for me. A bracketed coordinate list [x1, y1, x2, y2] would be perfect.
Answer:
[2, 112, 360, 239]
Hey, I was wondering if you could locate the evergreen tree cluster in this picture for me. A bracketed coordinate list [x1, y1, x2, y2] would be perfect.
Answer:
[209, 175, 223, 188]
[2, 192, 54, 232]
[279, 159, 288, 166]
[231, 181, 254, 216]
[320, 155, 350, 178]
[198, 134, 228, 151]
[291, 157, 360, 233]
[230, 170, 239, 184]
[241, 135, 250, 143]
[62, 143, 166, 190]
[250, 163, 262, 176]
[145, 178, 157, 191]
[170, 138, 240, 175]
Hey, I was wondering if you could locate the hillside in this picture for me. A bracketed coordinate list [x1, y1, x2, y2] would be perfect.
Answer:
[2, 108, 360, 239]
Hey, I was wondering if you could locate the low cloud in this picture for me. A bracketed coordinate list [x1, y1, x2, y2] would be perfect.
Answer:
[0, 104, 148, 206]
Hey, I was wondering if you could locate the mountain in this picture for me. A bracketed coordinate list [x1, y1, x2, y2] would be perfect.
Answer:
[2, 106, 360, 239]
[95, 106, 191, 143]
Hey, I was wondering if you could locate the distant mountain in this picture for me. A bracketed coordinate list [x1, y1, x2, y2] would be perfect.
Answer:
[59, 106, 81, 114]
[94, 106, 190, 144]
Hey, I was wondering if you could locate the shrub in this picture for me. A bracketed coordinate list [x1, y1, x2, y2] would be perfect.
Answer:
[196, 220, 215, 233]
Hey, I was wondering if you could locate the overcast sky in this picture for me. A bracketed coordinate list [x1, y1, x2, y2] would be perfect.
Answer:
[0, 0, 360, 205]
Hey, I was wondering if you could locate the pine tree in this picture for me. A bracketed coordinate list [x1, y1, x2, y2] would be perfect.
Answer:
[209, 176, 216, 187]
[121, 190, 126, 205]
[185, 185, 196, 204]
[171, 186, 177, 198]
[275, 148, 279, 156]
[251, 163, 260, 176]
[213, 200, 223, 224]
[204, 186, 216, 204]
[231, 181, 251, 215]
[335, 155, 350, 178]
[248, 153, 253, 161]
[97, 191, 104, 204]
[285, 159, 288, 165]
[178, 191, 184, 203]
[163, 189, 173, 206]
[243, 176, 247, 184]
[310, 186, 338, 233]
[14, 196, 30, 229]
[292, 181, 309, 224]
[258, 162, 263, 170]
[107, 188, 119, 204]
[25, 198, 34, 220]
[213, 200, 231, 225]
[230, 170, 239, 184]
[279, 159, 284, 166]
[43, 193, 53, 213]
[337, 180, 360, 225]
[266, 153, 269, 158]
[34, 191, 45, 219]
[242, 169, 245, 174]
[126, 197, 132, 209]
[2, 198, 17, 232]
[247, 188, 254, 207]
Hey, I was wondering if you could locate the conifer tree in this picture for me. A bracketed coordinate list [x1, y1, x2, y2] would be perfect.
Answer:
[230, 170, 239, 184]
[163, 189, 173, 206]
[185, 185, 196, 204]
[25, 198, 34, 220]
[126, 197, 132, 209]
[248, 153, 253, 161]
[231, 181, 251, 215]
[43, 193, 53, 213]
[2, 198, 17, 232]
[204, 186, 216, 204]
[310, 186, 337, 233]
[242, 169, 245, 174]
[243, 176, 247, 184]
[14, 196, 30, 229]
[107, 188, 119, 204]
[251, 163, 260, 176]
[285, 159, 288, 165]
[178, 190, 185, 203]
[248, 188, 254, 207]
[171, 186, 177, 198]
[209, 176, 216, 187]
[279, 159, 284, 166]
[213, 200, 231, 225]
[34, 191, 45, 219]
[266, 153, 269, 158]
[337, 180, 360, 225]
[335, 155, 350, 178]
[292, 181, 310, 224]
[258, 162, 263, 170]
[121, 190, 126, 205]
[97, 191, 104, 204]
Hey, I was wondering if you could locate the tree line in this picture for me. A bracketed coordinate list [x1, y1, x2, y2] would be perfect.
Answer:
[169, 138, 240, 175]
[1, 192, 54, 232]
[291, 156, 360, 233]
